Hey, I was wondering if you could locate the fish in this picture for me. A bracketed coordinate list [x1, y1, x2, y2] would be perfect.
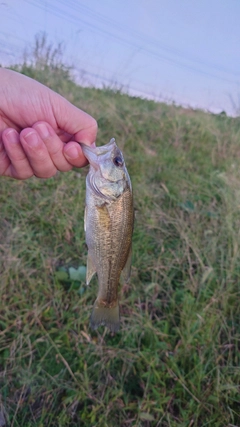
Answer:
[81, 138, 134, 332]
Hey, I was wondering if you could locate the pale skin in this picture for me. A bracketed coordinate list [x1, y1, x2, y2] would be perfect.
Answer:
[0, 68, 98, 179]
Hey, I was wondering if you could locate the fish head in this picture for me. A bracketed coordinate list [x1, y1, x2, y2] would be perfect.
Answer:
[81, 138, 131, 199]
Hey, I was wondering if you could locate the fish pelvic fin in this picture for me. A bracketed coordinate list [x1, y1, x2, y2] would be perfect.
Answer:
[90, 299, 120, 333]
[121, 245, 132, 284]
[86, 252, 96, 285]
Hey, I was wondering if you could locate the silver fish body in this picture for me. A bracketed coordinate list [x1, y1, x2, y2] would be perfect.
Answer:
[81, 138, 134, 332]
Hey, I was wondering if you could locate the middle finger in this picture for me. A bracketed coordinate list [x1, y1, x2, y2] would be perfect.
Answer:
[20, 128, 57, 178]
[33, 122, 72, 172]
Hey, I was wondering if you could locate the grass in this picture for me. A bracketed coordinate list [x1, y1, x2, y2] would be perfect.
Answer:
[1, 57, 240, 426]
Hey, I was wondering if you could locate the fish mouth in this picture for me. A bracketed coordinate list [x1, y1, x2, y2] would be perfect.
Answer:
[80, 138, 117, 169]
[80, 143, 98, 168]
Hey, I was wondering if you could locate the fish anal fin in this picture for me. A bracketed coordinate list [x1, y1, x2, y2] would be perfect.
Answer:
[86, 252, 96, 285]
[121, 245, 132, 284]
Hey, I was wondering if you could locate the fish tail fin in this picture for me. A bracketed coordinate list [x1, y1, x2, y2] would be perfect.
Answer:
[90, 299, 120, 333]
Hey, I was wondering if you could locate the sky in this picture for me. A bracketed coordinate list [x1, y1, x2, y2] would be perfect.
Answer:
[0, 0, 240, 115]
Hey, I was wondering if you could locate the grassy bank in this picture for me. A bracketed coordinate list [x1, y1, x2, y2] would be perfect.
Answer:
[1, 61, 240, 426]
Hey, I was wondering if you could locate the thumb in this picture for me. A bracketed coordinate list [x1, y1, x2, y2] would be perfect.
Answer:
[50, 91, 98, 145]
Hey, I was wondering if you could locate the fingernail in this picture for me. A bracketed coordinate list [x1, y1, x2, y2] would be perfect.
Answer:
[24, 131, 40, 148]
[5, 129, 19, 144]
[35, 123, 50, 139]
[65, 146, 79, 159]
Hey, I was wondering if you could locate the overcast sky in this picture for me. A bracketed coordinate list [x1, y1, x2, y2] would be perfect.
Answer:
[1, 0, 240, 115]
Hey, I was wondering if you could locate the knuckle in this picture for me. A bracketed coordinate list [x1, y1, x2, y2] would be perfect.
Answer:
[15, 172, 34, 180]
[60, 164, 72, 172]
[90, 118, 98, 132]
[39, 168, 57, 179]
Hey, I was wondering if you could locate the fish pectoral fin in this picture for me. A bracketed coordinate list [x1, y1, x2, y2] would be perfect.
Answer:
[121, 245, 132, 284]
[84, 206, 87, 233]
[86, 252, 96, 285]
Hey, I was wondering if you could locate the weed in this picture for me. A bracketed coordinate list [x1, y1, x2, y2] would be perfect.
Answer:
[1, 50, 240, 425]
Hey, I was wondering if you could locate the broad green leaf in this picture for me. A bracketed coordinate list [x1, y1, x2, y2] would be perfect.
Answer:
[69, 266, 86, 282]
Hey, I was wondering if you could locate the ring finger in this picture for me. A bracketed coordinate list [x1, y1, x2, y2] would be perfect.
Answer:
[2, 129, 33, 179]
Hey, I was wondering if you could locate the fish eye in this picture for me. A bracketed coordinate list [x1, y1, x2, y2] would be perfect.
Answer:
[113, 155, 123, 167]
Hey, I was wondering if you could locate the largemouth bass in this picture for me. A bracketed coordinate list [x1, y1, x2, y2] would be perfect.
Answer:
[81, 138, 134, 332]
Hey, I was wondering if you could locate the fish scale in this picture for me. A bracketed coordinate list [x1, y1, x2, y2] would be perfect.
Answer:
[96, 188, 133, 301]
[81, 138, 134, 332]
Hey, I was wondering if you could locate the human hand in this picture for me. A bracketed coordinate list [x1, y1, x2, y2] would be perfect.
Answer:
[0, 68, 97, 179]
